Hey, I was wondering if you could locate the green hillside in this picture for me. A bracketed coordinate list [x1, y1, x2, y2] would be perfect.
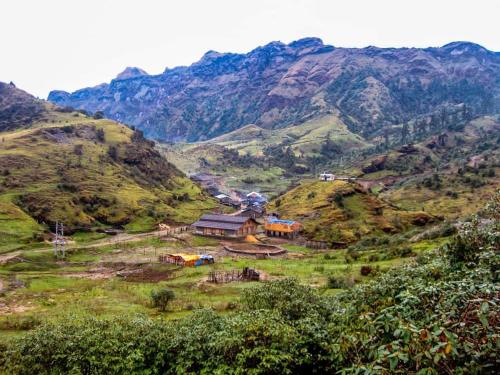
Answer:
[208, 114, 369, 157]
[356, 116, 500, 219]
[267, 180, 435, 244]
[0, 104, 216, 252]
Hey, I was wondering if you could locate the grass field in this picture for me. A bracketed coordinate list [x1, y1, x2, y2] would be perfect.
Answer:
[0, 230, 447, 341]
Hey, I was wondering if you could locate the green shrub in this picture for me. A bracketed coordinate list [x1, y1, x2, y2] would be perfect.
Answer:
[313, 265, 325, 273]
[327, 275, 354, 289]
[151, 288, 175, 312]
[360, 265, 373, 276]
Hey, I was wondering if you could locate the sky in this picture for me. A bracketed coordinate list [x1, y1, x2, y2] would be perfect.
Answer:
[1, 0, 498, 98]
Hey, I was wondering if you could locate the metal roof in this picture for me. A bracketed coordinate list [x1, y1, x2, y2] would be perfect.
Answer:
[192, 214, 257, 231]
[199, 214, 250, 224]
[192, 220, 242, 231]
[267, 218, 296, 225]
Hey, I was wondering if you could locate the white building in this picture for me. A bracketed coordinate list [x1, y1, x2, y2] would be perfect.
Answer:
[319, 172, 335, 181]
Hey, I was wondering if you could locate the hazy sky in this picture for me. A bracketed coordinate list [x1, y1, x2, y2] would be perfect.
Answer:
[1, 0, 498, 98]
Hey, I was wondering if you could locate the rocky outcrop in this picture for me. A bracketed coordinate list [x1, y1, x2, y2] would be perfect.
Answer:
[48, 39, 500, 142]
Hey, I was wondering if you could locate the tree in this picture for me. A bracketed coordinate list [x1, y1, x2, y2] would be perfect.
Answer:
[93, 111, 104, 120]
[440, 107, 448, 127]
[320, 133, 341, 158]
[73, 144, 83, 156]
[151, 288, 175, 311]
[107, 145, 118, 161]
[401, 122, 409, 144]
[383, 129, 390, 148]
[131, 129, 145, 142]
[96, 128, 105, 142]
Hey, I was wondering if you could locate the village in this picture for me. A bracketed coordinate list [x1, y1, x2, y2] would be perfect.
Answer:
[154, 185, 303, 283]
[144, 171, 361, 282]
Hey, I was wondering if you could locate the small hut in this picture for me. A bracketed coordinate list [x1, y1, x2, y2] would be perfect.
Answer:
[264, 218, 302, 239]
[159, 253, 214, 267]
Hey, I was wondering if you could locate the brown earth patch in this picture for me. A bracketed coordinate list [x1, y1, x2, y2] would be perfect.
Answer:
[120, 266, 177, 283]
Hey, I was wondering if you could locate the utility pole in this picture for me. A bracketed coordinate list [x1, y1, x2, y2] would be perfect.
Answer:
[54, 221, 66, 259]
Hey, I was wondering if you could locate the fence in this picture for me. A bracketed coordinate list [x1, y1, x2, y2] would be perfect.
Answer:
[304, 239, 329, 249]
[208, 267, 260, 283]
[158, 226, 190, 238]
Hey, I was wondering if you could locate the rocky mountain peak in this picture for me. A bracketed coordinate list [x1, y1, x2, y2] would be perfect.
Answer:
[288, 37, 324, 49]
[197, 50, 231, 64]
[440, 41, 490, 55]
[115, 67, 148, 80]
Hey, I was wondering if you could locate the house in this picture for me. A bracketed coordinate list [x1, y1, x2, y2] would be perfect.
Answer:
[246, 191, 267, 204]
[216, 195, 241, 209]
[264, 218, 302, 239]
[239, 205, 265, 219]
[319, 172, 335, 181]
[159, 253, 214, 267]
[192, 214, 258, 237]
[319, 172, 356, 182]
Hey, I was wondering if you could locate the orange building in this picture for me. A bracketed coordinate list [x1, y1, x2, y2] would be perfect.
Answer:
[264, 218, 302, 239]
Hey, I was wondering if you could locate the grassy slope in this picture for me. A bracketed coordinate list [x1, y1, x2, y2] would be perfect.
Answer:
[374, 116, 500, 218]
[208, 114, 369, 157]
[267, 180, 435, 242]
[0, 107, 216, 251]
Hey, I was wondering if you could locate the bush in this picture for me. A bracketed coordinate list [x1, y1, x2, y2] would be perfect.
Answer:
[93, 111, 104, 119]
[96, 128, 105, 142]
[360, 265, 373, 276]
[314, 265, 325, 273]
[150, 288, 175, 311]
[107, 145, 118, 161]
[332, 192, 344, 207]
[327, 275, 354, 289]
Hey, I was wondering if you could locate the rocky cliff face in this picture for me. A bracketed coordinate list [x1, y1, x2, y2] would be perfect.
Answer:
[49, 38, 500, 141]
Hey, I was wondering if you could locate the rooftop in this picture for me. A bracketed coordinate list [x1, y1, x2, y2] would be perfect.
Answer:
[192, 214, 256, 231]
[266, 218, 296, 225]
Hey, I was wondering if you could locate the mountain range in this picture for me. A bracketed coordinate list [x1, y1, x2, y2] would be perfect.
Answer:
[48, 38, 500, 142]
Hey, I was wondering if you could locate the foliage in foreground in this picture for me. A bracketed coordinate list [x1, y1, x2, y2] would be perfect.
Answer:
[1, 196, 498, 374]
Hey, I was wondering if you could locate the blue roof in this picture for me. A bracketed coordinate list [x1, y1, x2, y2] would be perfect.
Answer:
[267, 218, 295, 225]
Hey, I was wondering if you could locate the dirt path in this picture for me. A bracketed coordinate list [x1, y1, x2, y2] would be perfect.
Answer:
[357, 175, 403, 190]
[0, 251, 21, 265]
[1, 229, 177, 257]
[83, 229, 173, 248]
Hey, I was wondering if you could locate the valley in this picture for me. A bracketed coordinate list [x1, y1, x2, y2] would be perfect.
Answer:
[0, 34, 499, 374]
